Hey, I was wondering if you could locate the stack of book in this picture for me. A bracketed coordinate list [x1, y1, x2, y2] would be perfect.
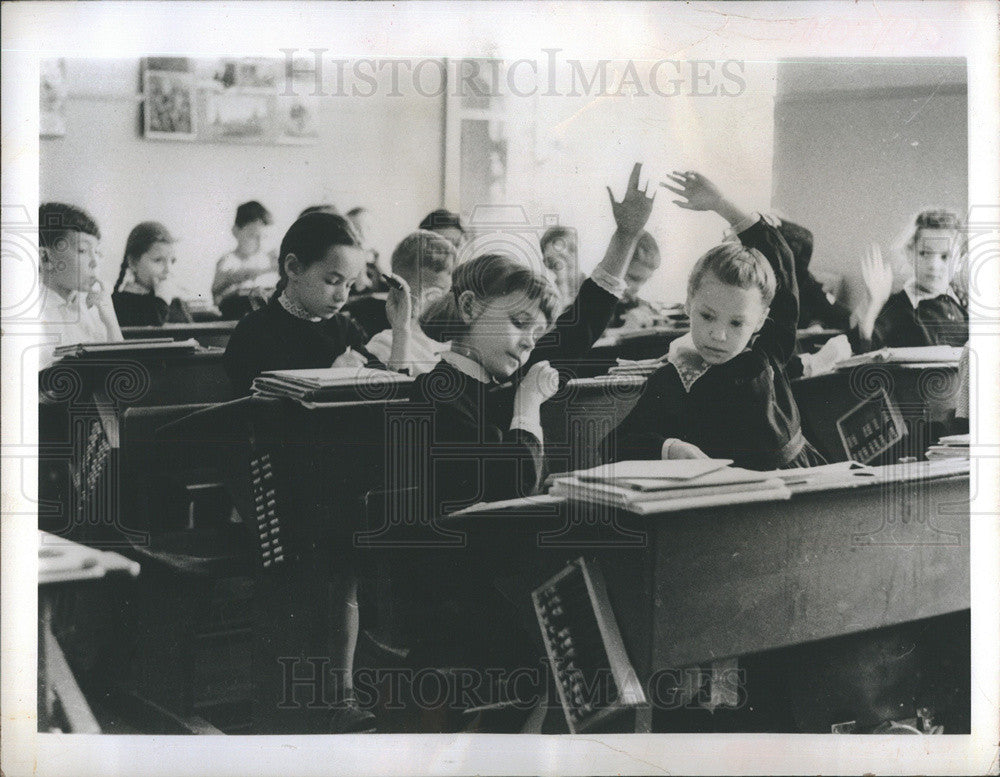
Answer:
[251, 366, 413, 404]
[52, 337, 201, 360]
[836, 345, 962, 370]
[926, 433, 970, 461]
[549, 459, 790, 515]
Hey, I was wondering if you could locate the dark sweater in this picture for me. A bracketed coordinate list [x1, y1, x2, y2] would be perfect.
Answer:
[341, 294, 390, 339]
[607, 218, 817, 471]
[868, 289, 968, 349]
[112, 291, 193, 327]
[223, 297, 377, 396]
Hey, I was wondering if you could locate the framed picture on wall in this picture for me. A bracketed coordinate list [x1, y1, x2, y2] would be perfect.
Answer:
[143, 68, 197, 140]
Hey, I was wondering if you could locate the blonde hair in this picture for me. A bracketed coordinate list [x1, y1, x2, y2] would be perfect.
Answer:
[420, 253, 559, 342]
[687, 242, 776, 307]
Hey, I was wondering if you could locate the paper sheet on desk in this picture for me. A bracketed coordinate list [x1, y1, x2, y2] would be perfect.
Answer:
[574, 459, 733, 483]
[447, 493, 565, 517]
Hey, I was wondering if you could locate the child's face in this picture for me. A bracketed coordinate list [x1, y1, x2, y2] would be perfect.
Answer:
[285, 245, 366, 319]
[42, 230, 102, 294]
[912, 227, 958, 296]
[460, 291, 549, 380]
[233, 219, 269, 256]
[130, 241, 176, 290]
[686, 273, 768, 365]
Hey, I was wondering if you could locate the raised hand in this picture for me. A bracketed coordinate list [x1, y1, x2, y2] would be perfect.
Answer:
[860, 243, 893, 308]
[607, 163, 655, 236]
[661, 171, 726, 212]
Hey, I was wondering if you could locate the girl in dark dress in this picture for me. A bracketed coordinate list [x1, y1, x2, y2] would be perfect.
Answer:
[112, 221, 194, 327]
[606, 171, 823, 471]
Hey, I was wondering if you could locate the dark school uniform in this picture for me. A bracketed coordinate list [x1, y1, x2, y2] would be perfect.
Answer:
[341, 293, 390, 339]
[867, 288, 968, 349]
[223, 296, 378, 396]
[112, 290, 194, 327]
[606, 217, 823, 471]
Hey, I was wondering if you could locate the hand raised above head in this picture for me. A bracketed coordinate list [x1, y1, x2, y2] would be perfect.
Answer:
[660, 170, 725, 212]
[607, 163, 655, 236]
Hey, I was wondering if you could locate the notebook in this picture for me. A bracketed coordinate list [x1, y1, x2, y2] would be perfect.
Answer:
[572, 459, 734, 486]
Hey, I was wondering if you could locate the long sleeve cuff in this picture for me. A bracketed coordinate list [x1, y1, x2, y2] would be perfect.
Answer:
[589, 266, 628, 299]
[510, 411, 544, 447]
[723, 212, 762, 241]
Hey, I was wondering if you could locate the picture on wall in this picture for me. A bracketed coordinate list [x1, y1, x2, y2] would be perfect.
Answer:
[143, 68, 197, 140]
[141, 56, 318, 145]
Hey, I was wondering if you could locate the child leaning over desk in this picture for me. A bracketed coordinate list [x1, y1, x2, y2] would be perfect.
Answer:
[606, 171, 823, 471]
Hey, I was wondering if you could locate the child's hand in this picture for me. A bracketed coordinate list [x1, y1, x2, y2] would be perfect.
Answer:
[515, 360, 559, 411]
[332, 348, 367, 369]
[663, 439, 710, 460]
[607, 163, 655, 236]
[860, 243, 893, 308]
[661, 171, 725, 212]
[384, 274, 412, 331]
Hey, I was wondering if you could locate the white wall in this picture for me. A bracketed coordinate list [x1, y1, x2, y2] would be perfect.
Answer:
[41, 58, 446, 299]
[771, 59, 968, 311]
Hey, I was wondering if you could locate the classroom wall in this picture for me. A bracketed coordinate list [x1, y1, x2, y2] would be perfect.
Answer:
[771, 59, 968, 312]
[40, 59, 446, 300]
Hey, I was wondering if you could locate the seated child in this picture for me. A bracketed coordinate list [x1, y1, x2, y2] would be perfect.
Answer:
[345, 206, 388, 295]
[606, 171, 823, 470]
[854, 210, 968, 350]
[112, 221, 194, 326]
[37, 202, 123, 369]
[610, 230, 661, 328]
[540, 225, 585, 307]
[212, 200, 279, 319]
[223, 211, 411, 396]
[364, 230, 456, 375]
[418, 208, 466, 250]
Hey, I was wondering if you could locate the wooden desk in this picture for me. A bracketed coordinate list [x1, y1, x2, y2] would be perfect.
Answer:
[122, 321, 237, 350]
[436, 467, 969, 731]
[38, 533, 140, 732]
[793, 362, 960, 463]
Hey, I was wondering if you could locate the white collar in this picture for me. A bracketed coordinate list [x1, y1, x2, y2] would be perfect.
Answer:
[278, 291, 324, 322]
[902, 279, 961, 309]
[442, 349, 493, 384]
[666, 332, 712, 392]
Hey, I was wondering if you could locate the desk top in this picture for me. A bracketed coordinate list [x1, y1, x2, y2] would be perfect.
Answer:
[38, 532, 140, 586]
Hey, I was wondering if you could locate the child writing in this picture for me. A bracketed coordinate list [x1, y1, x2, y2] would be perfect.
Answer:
[112, 221, 194, 327]
[854, 210, 968, 350]
[223, 211, 411, 396]
[37, 202, 123, 369]
[606, 171, 823, 471]
[211, 200, 279, 319]
[364, 230, 456, 375]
